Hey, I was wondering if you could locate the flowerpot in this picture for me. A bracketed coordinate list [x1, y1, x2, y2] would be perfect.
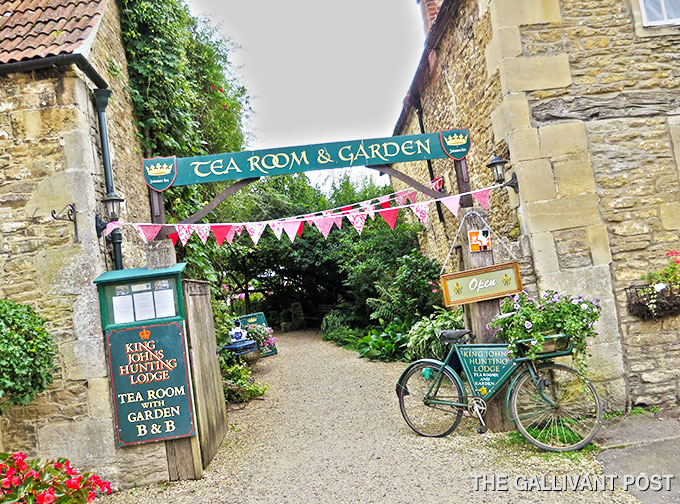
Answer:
[241, 349, 260, 365]
[626, 283, 680, 320]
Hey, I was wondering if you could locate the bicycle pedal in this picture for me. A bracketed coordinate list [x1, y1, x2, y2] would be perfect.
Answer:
[476, 426, 488, 434]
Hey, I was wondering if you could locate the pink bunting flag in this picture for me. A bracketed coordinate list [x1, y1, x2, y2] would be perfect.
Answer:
[225, 225, 238, 244]
[410, 202, 430, 226]
[432, 177, 443, 192]
[441, 195, 461, 217]
[194, 224, 211, 244]
[378, 208, 399, 230]
[235, 225, 244, 235]
[303, 214, 316, 227]
[472, 188, 491, 210]
[211, 225, 232, 246]
[347, 212, 367, 235]
[323, 210, 343, 229]
[281, 220, 301, 243]
[269, 221, 284, 240]
[395, 190, 408, 206]
[406, 190, 418, 204]
[176, 224, 194, 246]
[359, 201, 376, 220]
[132, 224, 162, 243]
[246, 222, 266, 245]
[377, 195, 391, 209]
[313, 217, 335, 239]
[104, 221, 121, 237]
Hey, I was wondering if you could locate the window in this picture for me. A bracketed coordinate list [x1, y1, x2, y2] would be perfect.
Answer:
[639, 0, 680, 26]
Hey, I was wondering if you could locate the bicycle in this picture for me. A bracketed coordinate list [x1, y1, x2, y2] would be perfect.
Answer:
[395, 329, 603, 452]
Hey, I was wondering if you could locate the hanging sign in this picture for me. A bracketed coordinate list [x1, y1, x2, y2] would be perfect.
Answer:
[142, 131, 471, 189]
[468, 230, 491, 252]
[457, 345, 515, 398]
[106, 322, 196, 446]
[441, 262, 522, 307]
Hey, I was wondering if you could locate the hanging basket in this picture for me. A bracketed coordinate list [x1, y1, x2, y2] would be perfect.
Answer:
[625, 283, 680, 320]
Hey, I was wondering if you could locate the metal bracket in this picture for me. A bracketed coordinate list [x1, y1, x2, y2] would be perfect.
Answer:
[503, 172, 519, 194]
[51, 202, 78, 242]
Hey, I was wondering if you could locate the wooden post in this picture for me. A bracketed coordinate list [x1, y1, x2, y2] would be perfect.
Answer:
[459, 208, 513, 432]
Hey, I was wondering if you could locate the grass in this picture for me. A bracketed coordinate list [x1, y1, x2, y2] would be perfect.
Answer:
[495, 430, 600, 463]
[630, 405, 660, 415]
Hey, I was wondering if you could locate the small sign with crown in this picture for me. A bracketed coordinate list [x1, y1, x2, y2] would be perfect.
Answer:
[142, 156, 177, 192]
[439, 128, 471, 160]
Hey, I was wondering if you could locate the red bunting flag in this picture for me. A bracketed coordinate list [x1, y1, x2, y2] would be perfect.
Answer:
[378, 208, 399, 230]
[132, 224, 162, 243]
[211, 224, 232, 246]
[377, 195, 391, 209]
[297, 221, 305, 237]
[167, 231, 179, 246]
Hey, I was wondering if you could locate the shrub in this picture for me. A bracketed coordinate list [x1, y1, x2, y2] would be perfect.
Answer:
[0, 300, 55, 414]
[357, 319, 411, 361]
[321, 326, 362, 349]
[218, 354, 267, 403]
[406, 306, 465, 361]
[0, 451, 111, 503]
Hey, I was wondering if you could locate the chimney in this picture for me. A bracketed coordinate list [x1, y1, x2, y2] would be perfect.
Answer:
[417, 0, 443, 35]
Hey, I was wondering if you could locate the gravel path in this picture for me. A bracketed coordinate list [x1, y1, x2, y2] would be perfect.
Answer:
[102, 330, 639, 504]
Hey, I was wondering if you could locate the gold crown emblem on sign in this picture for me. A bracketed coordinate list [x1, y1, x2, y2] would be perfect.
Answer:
[139, 329, 151, 340]
[444, 133, 468, 147]
[146, 162, 173, 176]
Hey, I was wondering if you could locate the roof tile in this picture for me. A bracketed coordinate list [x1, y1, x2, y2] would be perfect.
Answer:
[0, 0, 107, 64]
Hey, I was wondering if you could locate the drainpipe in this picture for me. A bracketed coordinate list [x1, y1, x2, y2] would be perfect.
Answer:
[93, 89, 123, 270]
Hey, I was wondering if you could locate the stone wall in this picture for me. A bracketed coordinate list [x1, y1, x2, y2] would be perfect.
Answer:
[0, 0, 164, 489]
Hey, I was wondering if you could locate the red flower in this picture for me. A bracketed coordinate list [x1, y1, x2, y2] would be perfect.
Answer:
[64, 461, 77, 476]
[212, 85, 216, 90]
[667, 250, 678, 256]
[23, 469, 39, 481]
[219, 88, 224, 92]
[17, 461, 28, 472]
[12, 452, 27, 463]
[37, 488, 55, 504]
[88, 491, 96, 502]
[2, 477, 11, 489]
[674, 258, 680, 265]
[222, 104, 229, 109]
[54, 462, 62, 470]
[65, 475, 82, 489]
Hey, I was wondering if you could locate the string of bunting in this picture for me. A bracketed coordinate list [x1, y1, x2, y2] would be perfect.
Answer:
[105, 183, 501, 247]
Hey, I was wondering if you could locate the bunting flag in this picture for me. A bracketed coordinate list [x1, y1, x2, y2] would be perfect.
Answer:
[269, 221, 284, 240]
[282, 220, 300, 242]
[225, 225, 238, 244]
[411, 202, 430, 226]
[472, 188, 491, 210]
[432, 177, 444, 192]
[360, 201, 376, 220]
[176, 224, 194, 246]
[246, 222, 267, 245]
[297, 221, 305, 237]
[441, 195, 461, 217]
[406, 190, 418, 204]
[104, 221, 122, 237]
[347, 212, 367, 235]
[303, 214, 316, 227]
[211, 224, 232, 246]
[323, 210, 343, 230]
[378, 208, 399, 230]
[235, 225, 245, 235]
[194, 224, 211, 244]
[377, 195, 391, 209]
[168, 231, 179, 246]
[340, 205, 354, 214]
[132, 223, 162, 243]
[395, 190, 408, 206]
[314, 217, 335, 239]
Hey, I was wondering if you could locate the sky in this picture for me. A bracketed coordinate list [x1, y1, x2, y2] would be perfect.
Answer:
[187, 0, 426, 188]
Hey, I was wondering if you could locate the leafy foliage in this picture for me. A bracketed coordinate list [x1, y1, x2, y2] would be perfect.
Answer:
[357, 319, 411, 361]
[488, 290, 601, 376]
[218, 354, 267, 404]
[0, 300, 55, 414]
[406, 306, 465, 361]
[642, 250, 680, 284]
[0, 451, 111, 503]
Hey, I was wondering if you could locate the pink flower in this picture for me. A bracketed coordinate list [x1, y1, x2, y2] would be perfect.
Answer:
[667, 250, 678, 256]
[65, 475, 82, 489]
[432, 289, 438, 293]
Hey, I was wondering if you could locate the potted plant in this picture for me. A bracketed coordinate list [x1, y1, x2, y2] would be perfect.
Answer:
[488, 290, 600, 377]
[246, 324, 278, 357]
[626, 250, 680, 320]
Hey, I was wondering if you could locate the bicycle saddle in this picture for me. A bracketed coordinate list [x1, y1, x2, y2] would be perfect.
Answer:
[441, 329, 473, 342]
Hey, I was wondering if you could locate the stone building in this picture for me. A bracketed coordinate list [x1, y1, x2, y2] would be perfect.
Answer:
[0, 0, 172, 488]
[394, 0, 680, 408]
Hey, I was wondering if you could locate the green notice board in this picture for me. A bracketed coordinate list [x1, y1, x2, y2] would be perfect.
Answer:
[456, 344, 516, 398]
[238, 312, 268, 328]
[106, 322, 195, 446]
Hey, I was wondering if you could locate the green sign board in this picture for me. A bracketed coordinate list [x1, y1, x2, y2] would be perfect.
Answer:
[143, 129, 471, 191]
[441, 262, 522, 307]
[457, 344, 516, 398]
[238, 312, 268, 328]
[106, 322, 195, 446]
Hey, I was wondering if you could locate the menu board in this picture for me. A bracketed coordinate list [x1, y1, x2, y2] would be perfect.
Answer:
[108, 280, 178, 325]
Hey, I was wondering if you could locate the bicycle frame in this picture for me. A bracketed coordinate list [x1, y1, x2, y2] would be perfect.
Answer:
[402, 335, 574, 418]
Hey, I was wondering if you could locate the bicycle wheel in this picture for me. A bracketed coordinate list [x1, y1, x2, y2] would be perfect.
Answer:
[510, 363, 602, 452]
[398, 362, 463, 437]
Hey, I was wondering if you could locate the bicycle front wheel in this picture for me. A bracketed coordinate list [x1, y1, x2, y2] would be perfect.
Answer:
[398, 362, 463, 437]
[510, 363, 602, 452]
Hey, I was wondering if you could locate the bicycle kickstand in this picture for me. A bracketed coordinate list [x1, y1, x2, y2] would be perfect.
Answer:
[474, 404, 488, 434]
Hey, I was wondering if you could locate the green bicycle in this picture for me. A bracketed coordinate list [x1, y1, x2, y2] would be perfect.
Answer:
[395, 329, 603, 452]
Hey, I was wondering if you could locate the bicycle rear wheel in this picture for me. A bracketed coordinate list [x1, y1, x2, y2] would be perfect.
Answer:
[398, 362, 463, 437]
[510, 363, 602, 452]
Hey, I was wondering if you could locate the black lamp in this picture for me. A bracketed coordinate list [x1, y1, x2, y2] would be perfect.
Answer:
[487, 154, 519, 193]
[102, 192, 124, 221]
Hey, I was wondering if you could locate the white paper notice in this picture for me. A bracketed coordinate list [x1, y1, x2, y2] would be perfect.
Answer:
[112, 295, 134, 325]
[154, 289, 176, 319]
[133, 291, 156, 320]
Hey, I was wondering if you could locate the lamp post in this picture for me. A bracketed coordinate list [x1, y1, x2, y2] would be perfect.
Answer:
[487, 154, 519, 193]
[96, 192, 125, 270]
